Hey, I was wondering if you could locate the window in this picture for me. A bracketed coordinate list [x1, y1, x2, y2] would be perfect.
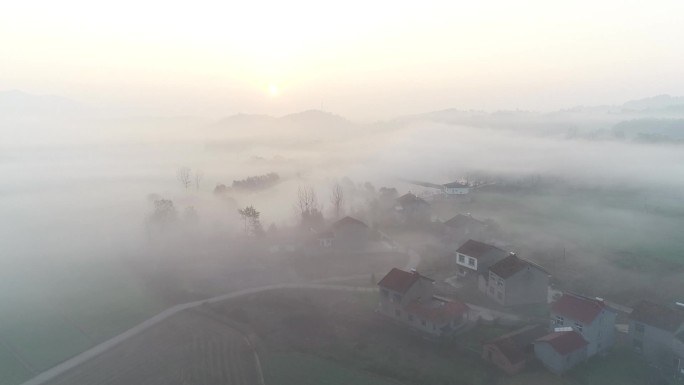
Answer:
[458, 254, 466, 263]
[392, 294, 402, 303]
[554, 315, 564, 326]
[381, 289, 389, 299]
[574, 322, 583, 333]
[421, 319, 427, 327]
[467, 258, 475, 267]
[634, 323, 645, 334]
[395, 309, 401, 317]
[497, 279, 504, 287]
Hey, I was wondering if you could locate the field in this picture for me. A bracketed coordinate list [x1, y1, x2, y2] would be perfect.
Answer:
[0, 257, 163, 385]
[31, 287, 682, 385]
[44, 309, 260, 385]
[263, 352, 401, 385]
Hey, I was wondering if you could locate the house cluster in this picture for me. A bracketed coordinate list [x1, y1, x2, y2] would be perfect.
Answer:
[377, 268, 470, 337]
[374, 206, 684, 378]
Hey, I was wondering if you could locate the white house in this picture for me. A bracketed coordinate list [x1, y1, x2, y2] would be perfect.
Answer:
[443, 181, 470, 195]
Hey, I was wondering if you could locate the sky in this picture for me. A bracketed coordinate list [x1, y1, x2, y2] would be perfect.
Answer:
[2, 0, 684, 119]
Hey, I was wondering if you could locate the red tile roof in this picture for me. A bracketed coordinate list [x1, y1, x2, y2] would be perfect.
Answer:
[630, 300, 684, 333]
[551, 293, 606, 324]
[377, 268, 430, 293]
[536, 331, 588, 355]
[405, 297, 469, 325]
[485, 324, 548, 365]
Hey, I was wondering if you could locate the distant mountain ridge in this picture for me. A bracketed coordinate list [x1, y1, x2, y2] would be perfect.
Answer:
[0, 89, 90, 117]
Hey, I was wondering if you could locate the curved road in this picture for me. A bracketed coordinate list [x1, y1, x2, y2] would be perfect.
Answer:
[21, 283, 376, 385]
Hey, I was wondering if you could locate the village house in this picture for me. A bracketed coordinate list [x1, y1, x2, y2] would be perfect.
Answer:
[482, 324, 547, 374]
[444, 213, 487, 238]
[534, 329, 589, 374]
[549, 293, 617, 357]
[454, 240, 509, 290]
[629, 300, 684, 375]
[443, 181, 470, 195]
[485, 254, 549, 306]
[377, 268, 469, 337]
[395, 192, 431, 224]
[330, 216, 370, 250]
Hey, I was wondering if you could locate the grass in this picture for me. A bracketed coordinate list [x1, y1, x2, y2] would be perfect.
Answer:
[0, 257, 163, 378]
[263, 351, 402, 385]
[565, 348, 661, 385]
[0, 344, 33, 385]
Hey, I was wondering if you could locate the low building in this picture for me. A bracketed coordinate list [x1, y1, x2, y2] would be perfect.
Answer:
[550, 293, 616, 357]
[486, 254, 549, 306]
[395, 192, 431, 224]
[534, 330, 588, 374]
[482, 324, 548, 374]
[454, 240, 509, 289]
[629, 300, 684, 374]
[443, 181, 470, 195]
[331, 216, 370, 250]
[444, 213, 487, 237]
[377, 268, 469, 337]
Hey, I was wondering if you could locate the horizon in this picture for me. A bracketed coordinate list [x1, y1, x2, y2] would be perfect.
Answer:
[3, 88, 684, 122]
[3, 1, 684, 120]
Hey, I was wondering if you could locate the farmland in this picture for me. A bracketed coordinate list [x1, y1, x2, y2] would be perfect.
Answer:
[44, 309, 260, 385]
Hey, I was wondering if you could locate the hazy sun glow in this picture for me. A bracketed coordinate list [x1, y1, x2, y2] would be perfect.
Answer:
[269, 84, 280, 97]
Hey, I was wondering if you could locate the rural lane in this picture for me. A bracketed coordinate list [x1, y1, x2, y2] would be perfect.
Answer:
[20, 283, 376, 385]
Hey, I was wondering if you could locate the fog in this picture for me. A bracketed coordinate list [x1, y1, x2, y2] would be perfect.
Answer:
[3, 83, 684, 384]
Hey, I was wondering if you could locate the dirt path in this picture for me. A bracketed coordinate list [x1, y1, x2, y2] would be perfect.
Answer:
[21, 283, 377, 385]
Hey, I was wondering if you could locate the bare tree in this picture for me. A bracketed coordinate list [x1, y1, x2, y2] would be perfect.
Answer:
[295, 186, 324, 229]
[177, 167, 191, 190]
[194, 169, 203, 191]
[330, 183, 344, 220]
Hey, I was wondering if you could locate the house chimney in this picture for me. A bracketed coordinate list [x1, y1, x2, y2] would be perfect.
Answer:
[410, 268, 418, 274]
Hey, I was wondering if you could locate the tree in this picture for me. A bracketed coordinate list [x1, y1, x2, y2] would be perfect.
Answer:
[147, 199, 178, 229]
[194, 170, 203, 191]
[238, 205, 263, 237]
[296, 186, 324, 229]
[330, 183, 344, 220]
[177, 167, 191, 190]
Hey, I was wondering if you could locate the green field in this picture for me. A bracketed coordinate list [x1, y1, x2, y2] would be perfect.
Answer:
[0, 257, 162, 385]
[263, 352, 402, 385]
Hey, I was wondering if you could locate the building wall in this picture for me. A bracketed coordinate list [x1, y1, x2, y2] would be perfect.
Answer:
[629, 321, 683, 363]
[455, 252, 478, 272]
[488, 267, 549, 306]
[550, 309, 616, 357]
[534, 343, 587, 374]
[333, 224, 368, 249]
[444, 187, 469, 195]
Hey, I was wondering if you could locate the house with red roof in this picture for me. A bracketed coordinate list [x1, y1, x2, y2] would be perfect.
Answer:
[629, 300, 684, 374]
[377, 268, 470, 337]
[550, 293, 617, 357]
[534, 330, 589, 374]
[486, 254, 549, 306]
[482, 324, 548, 374]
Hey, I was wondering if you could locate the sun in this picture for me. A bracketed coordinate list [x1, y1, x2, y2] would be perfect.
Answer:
[268, 84, 280, 97]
